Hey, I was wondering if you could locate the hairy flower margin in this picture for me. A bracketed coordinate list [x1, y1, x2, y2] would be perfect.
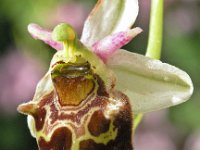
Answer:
[25, 0, 193, 113]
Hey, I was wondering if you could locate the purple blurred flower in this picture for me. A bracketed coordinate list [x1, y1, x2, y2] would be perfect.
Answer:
[184, 132, 200, 150]
[0, 50, 44, 114]
[135, 110, 177, 150]
[135, 131, 176, 150]
[47, 2, 88, 34]
[166, 1, 199, 34]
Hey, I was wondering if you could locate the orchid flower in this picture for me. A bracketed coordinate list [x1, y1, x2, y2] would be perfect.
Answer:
[18, 0, 193, 149]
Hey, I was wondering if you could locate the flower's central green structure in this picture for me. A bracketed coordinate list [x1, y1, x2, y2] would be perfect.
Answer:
[18, 0, 193, 150]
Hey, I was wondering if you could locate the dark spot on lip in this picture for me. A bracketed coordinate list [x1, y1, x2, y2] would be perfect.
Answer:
[88, 111, 110, 136]
[38, 127, 72, 150]
[33, 108, 46, 131]
[80, 91, 134, 150]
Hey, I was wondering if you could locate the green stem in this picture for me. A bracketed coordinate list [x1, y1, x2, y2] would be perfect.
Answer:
[134, 114, 143, 129]
[145, 0, 163, 59]
[135, 0, 164, 129]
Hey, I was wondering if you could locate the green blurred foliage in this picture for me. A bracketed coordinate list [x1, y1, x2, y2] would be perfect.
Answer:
[0, 0, 62, 63]
[0, 114, 37, 150]
[166, 33, 200, 132]
[163, 2, 200, 133]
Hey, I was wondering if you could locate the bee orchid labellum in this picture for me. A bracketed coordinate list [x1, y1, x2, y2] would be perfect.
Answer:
[18, 0, 193, 150]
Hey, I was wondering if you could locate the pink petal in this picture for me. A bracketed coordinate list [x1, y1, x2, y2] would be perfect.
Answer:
[92, 27, 143, 62]
[28, 23, 63, 50]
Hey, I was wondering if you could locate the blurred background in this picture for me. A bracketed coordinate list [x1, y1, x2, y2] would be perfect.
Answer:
[0, 0, 199, 149]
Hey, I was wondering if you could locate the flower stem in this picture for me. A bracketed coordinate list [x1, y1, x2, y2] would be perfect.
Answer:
[135, 0, 164, 129]
[134, 114, 143, 129]
[145, 0, 163, 59]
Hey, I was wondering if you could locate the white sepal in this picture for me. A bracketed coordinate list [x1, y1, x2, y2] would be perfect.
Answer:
[107, 50, 193, 113]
